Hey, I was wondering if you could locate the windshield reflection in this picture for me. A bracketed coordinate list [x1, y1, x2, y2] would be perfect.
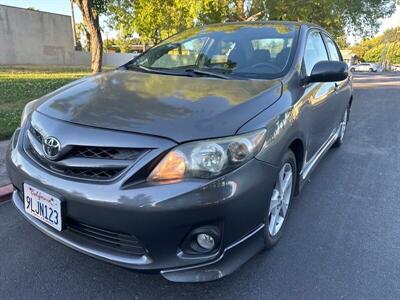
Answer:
[128, 23, 299, 79]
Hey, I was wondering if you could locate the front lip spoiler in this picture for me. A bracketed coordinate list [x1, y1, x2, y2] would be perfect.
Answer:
[12, 190, 265, 282]
[160, 224, 265, 282]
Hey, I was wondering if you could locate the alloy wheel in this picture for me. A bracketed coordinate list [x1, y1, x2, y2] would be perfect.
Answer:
[268, 162, 293, 237]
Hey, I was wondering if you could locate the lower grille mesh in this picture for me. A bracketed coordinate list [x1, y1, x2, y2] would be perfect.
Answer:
[67, 219, 146, 256]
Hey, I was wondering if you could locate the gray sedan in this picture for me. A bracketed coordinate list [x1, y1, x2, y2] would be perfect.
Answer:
[6, 21, 352, 282]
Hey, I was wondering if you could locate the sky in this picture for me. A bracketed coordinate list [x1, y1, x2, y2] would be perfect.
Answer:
[378, 4, 400, 34]
[0, 0, 82, 20]
[0, 0, 399, 41]
[0, 0, 115, 37]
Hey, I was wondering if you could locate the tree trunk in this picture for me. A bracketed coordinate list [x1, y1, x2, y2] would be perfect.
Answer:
[236, 0, 246, 20]
[89, 21, 102, 73]
[85, 30, 91, 52]
[75, 0, 103, 73]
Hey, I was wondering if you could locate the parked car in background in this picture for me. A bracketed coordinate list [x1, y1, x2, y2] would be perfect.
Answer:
[391, 65, 400, 72]
[350, 63, 378, 72]
[7, 21, 352, 283]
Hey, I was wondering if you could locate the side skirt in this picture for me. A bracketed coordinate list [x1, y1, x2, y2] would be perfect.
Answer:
[299, 126, 340, 190]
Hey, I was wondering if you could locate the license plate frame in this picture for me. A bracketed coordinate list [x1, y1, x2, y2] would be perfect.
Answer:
[23, 183, 63, 231]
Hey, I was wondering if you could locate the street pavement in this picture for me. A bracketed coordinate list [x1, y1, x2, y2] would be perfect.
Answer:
[1, 73, 400, 299]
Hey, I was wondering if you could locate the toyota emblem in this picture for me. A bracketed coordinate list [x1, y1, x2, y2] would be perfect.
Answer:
[43, 137, 61, 160]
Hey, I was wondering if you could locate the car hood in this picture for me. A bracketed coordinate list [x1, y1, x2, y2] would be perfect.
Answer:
[36, 70, 282, 143]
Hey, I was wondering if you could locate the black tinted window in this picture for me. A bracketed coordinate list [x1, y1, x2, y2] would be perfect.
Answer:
[303, 31, 328, 76]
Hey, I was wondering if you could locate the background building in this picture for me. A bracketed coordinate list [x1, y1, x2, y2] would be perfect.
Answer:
[0, 4, 134, 66]
[340, 50, 359, 66]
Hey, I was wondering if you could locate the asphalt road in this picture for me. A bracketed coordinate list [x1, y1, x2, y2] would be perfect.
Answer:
[1, 73, 400, 299]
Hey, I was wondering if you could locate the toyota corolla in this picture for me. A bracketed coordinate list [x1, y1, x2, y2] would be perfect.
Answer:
[6, 21, 352, 282]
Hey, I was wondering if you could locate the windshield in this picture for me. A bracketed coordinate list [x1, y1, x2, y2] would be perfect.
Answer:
[129, 23, 299, 79]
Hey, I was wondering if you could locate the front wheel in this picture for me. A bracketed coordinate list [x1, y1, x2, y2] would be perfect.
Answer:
[264, 150, 297, 249]
[333, 107, 349, 147]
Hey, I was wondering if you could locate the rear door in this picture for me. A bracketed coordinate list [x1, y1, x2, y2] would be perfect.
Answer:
[322, 33, 352, 129]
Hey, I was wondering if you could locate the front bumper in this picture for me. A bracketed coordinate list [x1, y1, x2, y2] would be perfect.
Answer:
[7, 123, 278, 282]
[12, 191, 265, 282]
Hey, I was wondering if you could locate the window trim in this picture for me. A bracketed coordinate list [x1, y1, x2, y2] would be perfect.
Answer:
[301, 29, 330, 77]
[321, 33, 343, 62]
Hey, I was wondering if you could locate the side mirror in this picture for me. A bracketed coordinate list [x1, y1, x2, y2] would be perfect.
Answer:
[308, 61, 348, 83]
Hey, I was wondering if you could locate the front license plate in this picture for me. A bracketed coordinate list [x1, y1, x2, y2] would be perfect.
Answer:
[23, 183, 62, 231]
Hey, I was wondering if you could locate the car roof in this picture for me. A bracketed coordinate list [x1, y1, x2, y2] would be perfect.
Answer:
[202, 20, 323, 30]
[200, 21, 332, 38]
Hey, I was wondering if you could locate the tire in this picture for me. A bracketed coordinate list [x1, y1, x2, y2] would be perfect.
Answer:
[368, 68, 373, 72]
[350, 68, 355, 72]
[264, 150, 297, 249]
[333, 106, 350, 148]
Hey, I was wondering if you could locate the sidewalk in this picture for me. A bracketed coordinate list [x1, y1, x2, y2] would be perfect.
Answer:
[0, 140, 10, 186]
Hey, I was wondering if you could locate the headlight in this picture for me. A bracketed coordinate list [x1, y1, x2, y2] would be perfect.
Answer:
[20, 100, 38, 127]
[148, 129, 266, 182]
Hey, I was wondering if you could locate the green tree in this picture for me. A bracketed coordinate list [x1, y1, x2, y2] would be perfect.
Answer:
[106, 0, 135, 37]
[104, 36, 141, 53]
[351, 35, 384, 58]
[108, 0, 202, 45]
[352, 26, 400, 65]
[198, 0, 230, 24]
[363, 43, 385, 62]
[143, 0, 198, 43]
[75, 22, 91, 51]
[114, 36, 133, 53]
[336, 35, 350, 49]
[74, 0, 109, 73]
[228, 0, 396, 38]
[386, 41, 400, 64]
[107, 0, 397, 45]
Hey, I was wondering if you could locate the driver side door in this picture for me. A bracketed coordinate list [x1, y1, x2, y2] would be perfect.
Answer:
[301, 30, 337, 159]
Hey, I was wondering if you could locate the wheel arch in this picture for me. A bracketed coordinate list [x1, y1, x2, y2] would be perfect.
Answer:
[287, 138, 305, 195]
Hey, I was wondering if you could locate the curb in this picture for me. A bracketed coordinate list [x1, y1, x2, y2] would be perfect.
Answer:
[0, 184, 13, 203]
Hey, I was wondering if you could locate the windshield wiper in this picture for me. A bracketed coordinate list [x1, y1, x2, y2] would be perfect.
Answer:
[126, 65, 231, 79]
[184, 68, 231, 79]
[126, 65, 183, 76]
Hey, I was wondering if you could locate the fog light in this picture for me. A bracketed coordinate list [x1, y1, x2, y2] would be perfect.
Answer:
[180, 225, 221, 255]
[196, 233, 215, 250]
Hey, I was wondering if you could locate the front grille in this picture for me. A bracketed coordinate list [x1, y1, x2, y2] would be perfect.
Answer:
[31, 126, 43, 143]
[52, 164, 123, 180]
[71, 146, 144, 160]
[67, 219, 147, 256]
[28, 141, 125, 180]
[26, 126, 149, 181]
